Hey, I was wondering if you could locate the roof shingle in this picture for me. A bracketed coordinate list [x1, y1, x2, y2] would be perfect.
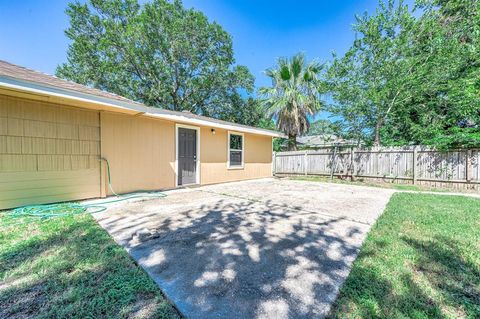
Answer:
[0, 59, 282, 137]
[0, 59, 144, 106]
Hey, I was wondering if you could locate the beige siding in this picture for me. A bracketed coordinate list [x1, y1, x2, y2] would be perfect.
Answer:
[100, 115, 272, 194]
[100, 112, 176, 195]
[1, 94, 273, 209]
[0, 95, 101, 210]
[200, 127, 272, 185]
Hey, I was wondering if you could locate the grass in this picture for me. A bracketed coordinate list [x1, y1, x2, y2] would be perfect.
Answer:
[290, 175, 458, 193]
[328, 193, 480, 319]
[0, 211, 179, 319]
[2, 192, 478, 319]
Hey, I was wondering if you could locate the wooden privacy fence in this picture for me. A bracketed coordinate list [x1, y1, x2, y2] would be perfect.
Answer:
[273, 146, 480, 189]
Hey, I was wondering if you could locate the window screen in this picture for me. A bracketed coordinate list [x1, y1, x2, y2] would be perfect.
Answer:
[229, 133, 243, 167]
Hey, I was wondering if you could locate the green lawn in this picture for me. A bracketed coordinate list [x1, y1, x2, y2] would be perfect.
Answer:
[2, 193, 479, 319]
[0, 212, 178, 319]
[291, 175, 456, 193]
[328, 193, 480, 319]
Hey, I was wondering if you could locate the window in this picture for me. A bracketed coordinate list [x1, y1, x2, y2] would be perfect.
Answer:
[228, 132, 244, 168]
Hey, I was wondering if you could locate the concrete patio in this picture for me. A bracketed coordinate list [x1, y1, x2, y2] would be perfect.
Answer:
[93, 178, 394, 319]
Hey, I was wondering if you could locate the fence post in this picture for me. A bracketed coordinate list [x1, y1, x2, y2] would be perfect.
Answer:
[304, 151, 308, 175]
[466, 149, 472, 183]
[272, 151, 276, 176]
[350, 147, 355, 181]
[330, 146, 338, 180]
[413, 146, 418, 184]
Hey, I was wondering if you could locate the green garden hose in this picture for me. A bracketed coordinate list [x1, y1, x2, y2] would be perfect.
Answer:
[8, 192, 166, 219]
[3, 157, 166, 222]
[100, 157, 119, 196]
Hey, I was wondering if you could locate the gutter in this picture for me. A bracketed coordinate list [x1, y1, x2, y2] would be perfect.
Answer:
[144, 112, 285, 137]
[0, 76, 284, 138]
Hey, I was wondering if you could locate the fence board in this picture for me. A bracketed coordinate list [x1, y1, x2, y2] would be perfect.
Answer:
[472, 150, 479, 181]
[274, 146, 480, 189]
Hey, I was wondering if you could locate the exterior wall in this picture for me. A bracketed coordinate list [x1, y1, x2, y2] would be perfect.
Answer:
[0, 95, 101, 210]
[100, 112, 176, 195]
[200, 127, 273, 185]
[0, 94, 273, 209]
[100, 115, 272, 194]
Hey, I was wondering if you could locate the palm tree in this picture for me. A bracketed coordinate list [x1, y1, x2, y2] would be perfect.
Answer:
[259, 53, 323, 150]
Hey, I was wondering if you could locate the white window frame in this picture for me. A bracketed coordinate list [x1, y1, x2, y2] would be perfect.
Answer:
[227, 131, 244, 169]
[175, 123, 201, 187]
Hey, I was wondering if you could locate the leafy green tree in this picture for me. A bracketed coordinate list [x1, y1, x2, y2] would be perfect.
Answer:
[391, 0, 480, 147]
[218, 97, 265, 127]
[327, 0, 416, 146]
[307, 119, 343, 136]
[327, 0, 480, 148]
[259, 53, 324, 150]
[429, 127, 480, 150]
[57, 0, 254, 124]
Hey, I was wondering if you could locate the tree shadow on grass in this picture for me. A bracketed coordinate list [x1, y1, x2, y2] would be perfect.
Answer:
[329, 266, 447, 319]
[328, 235, 479, 319]
[402, 236, 480, 318]
[0, 216, 179, 319]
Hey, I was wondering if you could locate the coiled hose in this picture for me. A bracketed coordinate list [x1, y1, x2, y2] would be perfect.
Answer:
[3, 157, 166, 223]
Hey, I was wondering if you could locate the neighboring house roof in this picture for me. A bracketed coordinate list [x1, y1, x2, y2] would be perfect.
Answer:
[297, 135, 358, 147]
[0, 60, 283, 138]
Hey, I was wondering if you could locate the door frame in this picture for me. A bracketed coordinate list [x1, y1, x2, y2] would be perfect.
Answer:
[175, 123, 201, 187]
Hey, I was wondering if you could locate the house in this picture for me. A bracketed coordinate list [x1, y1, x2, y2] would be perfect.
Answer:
[0, 60, 282, 210]
[296, 135, 358, 149]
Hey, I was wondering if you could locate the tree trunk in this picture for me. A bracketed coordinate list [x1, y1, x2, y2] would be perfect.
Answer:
[287, 135, 297, 151]
[373, 121, 382, 146]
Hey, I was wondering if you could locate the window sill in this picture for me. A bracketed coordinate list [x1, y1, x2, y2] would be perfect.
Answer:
[227, 165, 244, 170]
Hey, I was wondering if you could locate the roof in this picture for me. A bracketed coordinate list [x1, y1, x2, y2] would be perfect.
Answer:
[297, 135, 358, 147]
[0, 59, 144, 106]
[0, 60, 283, 138]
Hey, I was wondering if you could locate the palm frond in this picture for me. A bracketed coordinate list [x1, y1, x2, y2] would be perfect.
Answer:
[258, 53, 324, 141]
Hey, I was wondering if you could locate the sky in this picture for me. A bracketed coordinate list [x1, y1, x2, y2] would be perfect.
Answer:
[0, 0, 390, 86]
[0, 0, 412, 122]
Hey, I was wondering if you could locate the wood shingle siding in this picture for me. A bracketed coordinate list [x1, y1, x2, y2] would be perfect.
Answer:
[0, 60, 277, 209]
[0, 95, 101, 209]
